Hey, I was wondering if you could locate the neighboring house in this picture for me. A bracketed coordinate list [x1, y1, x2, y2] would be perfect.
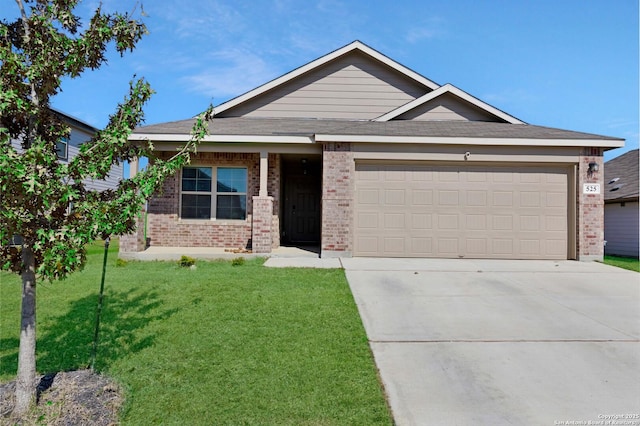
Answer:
[603, 149, 639, 257]
[121, 41, 623, 261]
[9, 109, 124, 191]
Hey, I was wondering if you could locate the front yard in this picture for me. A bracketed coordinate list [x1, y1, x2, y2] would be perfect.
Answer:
[0, 241, 391, 425]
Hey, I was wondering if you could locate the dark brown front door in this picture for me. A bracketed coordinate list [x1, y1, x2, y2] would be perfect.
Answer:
[284, 172, 321, 244]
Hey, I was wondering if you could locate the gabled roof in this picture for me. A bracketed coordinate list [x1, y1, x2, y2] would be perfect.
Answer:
[374, 83, 525, 124]
[604, 149, 639, 202]
[213, 40, 440, 116]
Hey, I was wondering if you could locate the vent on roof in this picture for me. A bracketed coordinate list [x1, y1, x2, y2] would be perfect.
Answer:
[608, 177, 620, 184]
[610, 185, 623, 192]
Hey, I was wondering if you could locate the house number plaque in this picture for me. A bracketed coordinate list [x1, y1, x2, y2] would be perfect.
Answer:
[583, 183, 601, 194]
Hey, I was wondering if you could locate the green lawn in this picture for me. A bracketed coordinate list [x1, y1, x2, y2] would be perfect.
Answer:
[0, 240, 392, 425]
[603, 255, 640, 272]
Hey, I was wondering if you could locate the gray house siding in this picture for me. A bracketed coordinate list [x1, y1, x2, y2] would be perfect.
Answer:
[604, 201, 640, 257]
[8, 114, 123, 192]
[218, 51, 431, 120]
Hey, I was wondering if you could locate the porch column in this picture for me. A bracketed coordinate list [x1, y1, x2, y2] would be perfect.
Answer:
[259, 150, 268, 196]
[119, 157, 146, 255]
[129, 157, 139, 178]
[252, 150, 273, 253]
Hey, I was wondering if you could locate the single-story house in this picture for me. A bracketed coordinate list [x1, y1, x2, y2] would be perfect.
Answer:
[603, 149, 639, 257]
[121, 41, 624, 261]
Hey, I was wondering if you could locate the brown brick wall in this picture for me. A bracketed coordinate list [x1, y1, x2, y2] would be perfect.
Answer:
[119, 211, 147, 253]
[576, 147, 605, 261]
[252, 196, 274, 253]
[321, 142, 354, 256]
[140, 151, 280, 250]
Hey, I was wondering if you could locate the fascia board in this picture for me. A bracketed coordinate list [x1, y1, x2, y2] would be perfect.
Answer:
[374, 86, 449, 121]
[315, 134, 625, 148]
[214, 41, 440, 116]
[128, 133, 314, 144]
[374, 83, 525, 124]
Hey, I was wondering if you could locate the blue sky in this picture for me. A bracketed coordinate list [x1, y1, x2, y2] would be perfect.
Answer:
[4, 0, 639, 163]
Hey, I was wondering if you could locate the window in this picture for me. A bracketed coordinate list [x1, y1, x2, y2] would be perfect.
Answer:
[216, 167, 247, 220]
[181, 166, 247, 220]
[56, 137, 69, 160]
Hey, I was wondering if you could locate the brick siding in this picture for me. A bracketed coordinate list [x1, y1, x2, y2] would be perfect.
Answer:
[321, 142, 354, 257]
[576, 148, 605, 261]
[121, 151, 281, 251]
[252, 196, 274, 253]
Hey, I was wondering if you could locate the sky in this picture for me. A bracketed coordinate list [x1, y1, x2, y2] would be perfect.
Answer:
[3, 0, 638, 165]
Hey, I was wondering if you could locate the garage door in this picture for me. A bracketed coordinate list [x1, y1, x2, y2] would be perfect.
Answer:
[354, 163, 569, 259]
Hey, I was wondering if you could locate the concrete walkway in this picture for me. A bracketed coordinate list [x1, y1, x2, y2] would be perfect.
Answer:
[343, 259, 640, 425]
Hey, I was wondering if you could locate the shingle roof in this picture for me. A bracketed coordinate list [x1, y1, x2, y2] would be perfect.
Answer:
[604, 149, 639, 202]
[134, 117, 622, 141]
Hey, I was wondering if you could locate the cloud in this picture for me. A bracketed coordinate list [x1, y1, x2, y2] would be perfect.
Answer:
[181, 48, 279, 99]
[405, 18, 447, 43]
[482, 88, 538, 105]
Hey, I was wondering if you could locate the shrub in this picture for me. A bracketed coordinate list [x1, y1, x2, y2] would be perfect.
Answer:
[179, 256, 196, 268]
[231, 257, 245, 267]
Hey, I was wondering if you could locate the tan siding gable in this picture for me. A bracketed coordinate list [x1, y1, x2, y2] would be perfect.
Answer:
[218, 52, 431, 119]
[395, 92, 500, 122]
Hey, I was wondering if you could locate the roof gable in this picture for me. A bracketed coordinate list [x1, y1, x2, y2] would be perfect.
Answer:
[215, 41, 440, 119]
[374, 84, 525, 124]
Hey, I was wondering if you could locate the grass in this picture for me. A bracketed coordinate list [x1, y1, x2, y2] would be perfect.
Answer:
[0, 240, 392, 425]
[603, 255, 640, 272]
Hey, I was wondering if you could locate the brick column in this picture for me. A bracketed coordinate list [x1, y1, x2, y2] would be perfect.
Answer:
[576, 148, 604, 261]
[252, 196, 273, 254]
[321, 142, 354, 258]
[119, 211, 146, 254]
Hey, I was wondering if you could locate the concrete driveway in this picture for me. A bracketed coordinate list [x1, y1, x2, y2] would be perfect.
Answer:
[342, 258, 640, 426]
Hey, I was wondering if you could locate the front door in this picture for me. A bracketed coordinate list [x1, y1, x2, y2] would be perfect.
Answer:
[285, 174, 321, 243]
[283, 157, 321, 244]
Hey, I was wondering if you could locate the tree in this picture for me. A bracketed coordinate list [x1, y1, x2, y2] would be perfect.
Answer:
[0, 0, 212, 415]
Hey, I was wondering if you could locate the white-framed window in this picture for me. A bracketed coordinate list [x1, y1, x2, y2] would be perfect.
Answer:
[180, 166, 247, 220]
[55, 137, 69, 160]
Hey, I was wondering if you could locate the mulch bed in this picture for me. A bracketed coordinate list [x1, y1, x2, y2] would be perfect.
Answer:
[0, 370, 123, 425]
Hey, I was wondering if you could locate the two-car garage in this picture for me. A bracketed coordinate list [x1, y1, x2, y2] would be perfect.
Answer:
[353, 162, 572, 259]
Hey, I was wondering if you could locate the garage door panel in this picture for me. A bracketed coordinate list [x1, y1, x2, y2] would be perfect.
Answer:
[411, 213, 432, 229]
[412, 190, 433, 205]
[520, 240, 541, 256]
[357, 188, 379, 204]
[437, 214, 459, 229]
[546, 192, 566, 208]
[437, 238, 459, 254]
[467, 191, 488, 206]
[411, 237, 433, 254]
[520, 216, 541, 231]
[384, 189, 405, 205]
[492, 215, 513, 231]
[384, 213, 405, 229]
[383, 237, 405, 254]
[438, 190, 459, 205]
[466, 239, 488, 255]
[466, 215, 487, 230]
[354, 163, 569, 259]
[546, 216, 567, 231]
[356, 211, 378, 228]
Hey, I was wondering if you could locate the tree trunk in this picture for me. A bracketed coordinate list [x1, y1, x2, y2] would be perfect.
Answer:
[14, 244, 37, 415]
